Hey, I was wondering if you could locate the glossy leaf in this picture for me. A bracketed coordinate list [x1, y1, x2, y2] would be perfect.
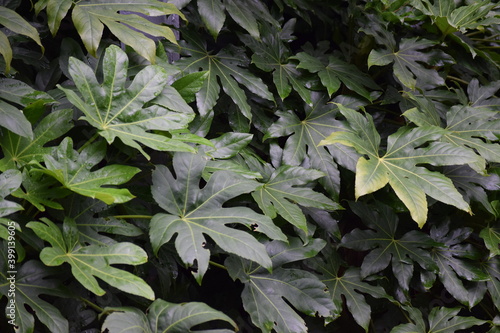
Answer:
[0, 169, 23, 218]
[150, 152, 286, 283]
[0, 260, 68, 333]
[341, 201, 439, 290]
[392, 306, 487, 333]
[173, 30, 273, 117]
[102, 299, 237, 332]
[266, 94, 360, 198]
[40, 0, 184, 62]
[368, 38, 453, 89]
[480, 223, 500, 258]
[34, 137, 139, 204]
[225, 238, 333, 333]
[59, 45, 196, 159]
[27, 218, 154, 299]
[252, 164, 341, 232]
[321, 104, 480, 227]
[0, 108, 73, 171]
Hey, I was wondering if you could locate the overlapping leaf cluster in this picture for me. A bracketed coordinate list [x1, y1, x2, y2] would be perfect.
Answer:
[0, 0, 499, 332]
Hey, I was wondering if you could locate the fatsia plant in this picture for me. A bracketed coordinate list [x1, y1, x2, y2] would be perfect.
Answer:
[1, 0, 500, 332]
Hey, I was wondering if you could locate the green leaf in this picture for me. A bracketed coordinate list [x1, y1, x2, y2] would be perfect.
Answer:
[0, 260, 68, 333]
[102, 299, 237, 333]
[341, 201, 439, 291]
[171, 71, 209, 104]
[150, 152, 286, 283]
[34, 137, 139, 204]
[224, 0, 260, 38]
[320, 104, 480, 227]
[308, 251, 392, 331]
[173, 30, 274, 117]
[266, 94, 360, 198]
[225, 238, 334, 333]
[0, 100, 33, 140]
[429, 221, 489, 307]
[0, 169, 23, 218]
[27, 218, 154, 300]
[480, 222, 500, 258]
[202, 132, 253, 159]
[0, 78, 55, 107]
[0, 6, 43, 72]
[59, 45, 196, 159]
[47, 0, 185, 61]
[244, 28, 312, 104]
[198, 0, 225, 38]
[294, 50, 379, 100]
[12, 169, 67, 211]
[0, 108, 73, 171]
[252, 164, 342, 233]
[368, 38, 453, 89]
[392, 306, 487, 333]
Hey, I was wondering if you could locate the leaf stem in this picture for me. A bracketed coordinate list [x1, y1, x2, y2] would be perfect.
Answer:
[113, 215, 153, 219]
[80, 297, 104, 312]
[209, 260, 227, 270]
[447, 75, 469, 85]
[78, 132, 100, 153]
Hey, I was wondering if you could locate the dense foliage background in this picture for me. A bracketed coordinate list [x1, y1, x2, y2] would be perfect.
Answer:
[0, 0, 499, 332]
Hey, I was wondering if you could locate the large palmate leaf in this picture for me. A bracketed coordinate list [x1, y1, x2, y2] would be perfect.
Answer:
[368, 37, 453, 90]
[36, 0, 183, 62]
[0, 108, 73, 171]
[172, 29, 273, 118]
[320, 104, 481, 227]
[252, 164, 341, 233]
[404, 95, 500, 171]
[27, 218, 154, 300]
[242, 26, 312, 104]
[341, 201, 439, 291]
[294, 44, 379, 100]
[34, 137, 139, 205]
[266, 94, 361, 198]
[150, 152, 286, 283]
[59, 45, 196, 159]
[102, 298, 237, 333]
[391, 306, 487, 333]
[0, 6, 43, 73]
[197, 0, 274, 38]
[307, 250, 392, 331]
[0, 260, 68, 333]
[429, 221, 489, 307]
[225, 238, 334, 333]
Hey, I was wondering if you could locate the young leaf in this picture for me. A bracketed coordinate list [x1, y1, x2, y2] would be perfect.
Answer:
[150, 152, 286, 283]
[368, 38, 453, 90]
[341, 201, 439, 291]
[0, 260, 68, 333]
[392, 306, 487, 333]
[0, 108, 73, 171]
[27, 218, 154, 300]
[252, 164, 342, 233]
[34, 137, 139, 205]
[225, 238, 334, 333]
[320, 104, 481, 227]
[102, 299, 237, 332]
[172, 29, 274, 117]
[59, 45, 196, 159]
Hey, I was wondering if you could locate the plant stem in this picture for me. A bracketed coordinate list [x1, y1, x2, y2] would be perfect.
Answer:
[113, 215, 153, 219]
[209, 260, 227, 270]
[78, 132, 100, 153]
[80, 297, 104, 312]
[447, 75, 469, 85]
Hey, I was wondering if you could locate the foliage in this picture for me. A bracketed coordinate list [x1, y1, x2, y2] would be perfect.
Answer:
[0, 0, 499, 332]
